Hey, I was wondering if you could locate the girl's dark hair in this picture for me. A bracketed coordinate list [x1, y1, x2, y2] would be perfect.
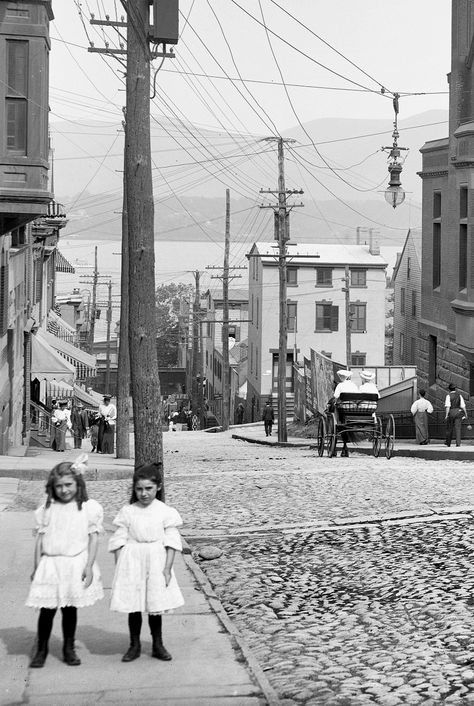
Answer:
[45, 462, 88, 509]
[419, 389, 426, 397]
[130, 461, 164, 503]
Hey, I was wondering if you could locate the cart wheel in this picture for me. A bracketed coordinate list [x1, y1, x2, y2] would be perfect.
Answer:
[317, 416, 326, 457]
[326, 413, 337, 457]
[373, 415, 382, 457]
[385, 414, 395, 459]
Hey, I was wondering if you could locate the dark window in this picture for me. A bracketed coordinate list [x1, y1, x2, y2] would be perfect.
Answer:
[287, 302, 297, 332]
[228, 324, 240, 342]
[433, 223, 441, 288]
[411, 291, 416, 317]
[6, 40, 28, 155]
[6, 100, 27, 154]
[350, 302, 366, 332]
[428, 335, 437, 386]
[351, 269, 366, 287]
[315, 302, 338, 331]
[351, 352, 366, 366]
[407, 257, 411, 280]
[433, 191, 441, 219]
[316, 267, 332, 286]
[400, 287, 405, 314]
[470, 364, 474, 397]
[287, 267, 297, 286]
[410, 336, 416, 363]
[460, 186, 468, 220]
[11, 226, 26, 247]
[7, 40, 28, 96]
[459, 224, 467, 289]
[400, 333, 405, 361]
[34, 259, 42, 304]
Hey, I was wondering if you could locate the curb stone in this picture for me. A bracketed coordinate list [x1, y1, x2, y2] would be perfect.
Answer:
[181, 538, 281, 706]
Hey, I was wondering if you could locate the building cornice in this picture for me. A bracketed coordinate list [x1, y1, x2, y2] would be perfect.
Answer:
[417, 170, 449, 179]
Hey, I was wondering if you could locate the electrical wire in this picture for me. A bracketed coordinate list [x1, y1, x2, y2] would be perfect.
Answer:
[268, 0, 391, 94]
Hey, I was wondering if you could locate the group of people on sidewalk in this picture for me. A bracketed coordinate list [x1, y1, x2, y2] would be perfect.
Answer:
[50, 395, 117, 455]
[410, 382, 472, 447]
[26, 455, 184, 669]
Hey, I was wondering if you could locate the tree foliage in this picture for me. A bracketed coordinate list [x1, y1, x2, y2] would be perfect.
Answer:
[155, 283, 193, 368]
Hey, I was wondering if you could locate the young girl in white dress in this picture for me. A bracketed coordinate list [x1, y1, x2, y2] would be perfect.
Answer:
[108, 462, 184, 662]
[26, 454, 104, 668]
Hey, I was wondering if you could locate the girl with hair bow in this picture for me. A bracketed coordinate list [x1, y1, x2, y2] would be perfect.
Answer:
[26, 454, 104, 668]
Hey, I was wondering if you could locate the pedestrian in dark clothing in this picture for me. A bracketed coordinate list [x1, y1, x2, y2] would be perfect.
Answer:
[236, 403, 244, 425]
[445, 383, 467, 447]
[89, 414, 99, 453]
[262, 402, 274, 437]
[71, 402, 89, 449]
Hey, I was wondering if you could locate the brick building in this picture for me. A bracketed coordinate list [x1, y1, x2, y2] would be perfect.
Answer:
[418, 1, 474, 407]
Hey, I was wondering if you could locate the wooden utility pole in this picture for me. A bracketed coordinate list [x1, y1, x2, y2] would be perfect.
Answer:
[126, 0, 162, 467]
[89, 247, 98, 354]
[191, 270, 202, 426]
[260, 138, 303, 443]
[105, 279, 113, 391]
[221, 189, 230, 430]
[116, 130, 130, 458]
[276, 138, 288, 442]
[344, 265, 352, 368]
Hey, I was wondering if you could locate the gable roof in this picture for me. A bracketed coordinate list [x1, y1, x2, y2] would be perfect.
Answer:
[392, 228, 422, 283]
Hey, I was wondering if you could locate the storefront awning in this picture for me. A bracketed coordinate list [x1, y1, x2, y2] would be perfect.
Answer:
[40, 330, 96, 379]
[74, 385, 100, 409]
[55, 250, 75, 274]
[31, 333, 76, 384]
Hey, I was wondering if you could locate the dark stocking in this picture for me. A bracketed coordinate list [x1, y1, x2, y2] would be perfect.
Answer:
[122, 612, 142, 662]
[61, 606, 80, 665]
[149, 614, 172, 661]
[30, 608, 56, 668]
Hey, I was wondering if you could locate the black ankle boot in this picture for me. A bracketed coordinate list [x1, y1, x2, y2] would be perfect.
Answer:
[149, 615, 172, 661]
[122, 638, 141, 662]
[63, 638, 81, 666]
[151, 640, 172, 661]
[30, 643, 48, 668]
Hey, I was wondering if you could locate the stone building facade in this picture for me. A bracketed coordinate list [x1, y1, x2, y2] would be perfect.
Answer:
[418, 1, 474, 408]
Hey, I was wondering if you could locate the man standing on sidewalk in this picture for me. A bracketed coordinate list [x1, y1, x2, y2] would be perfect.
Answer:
[262, 401, 275, 437]
[445, 383, 467, 447]
[71, 402, 89, 449]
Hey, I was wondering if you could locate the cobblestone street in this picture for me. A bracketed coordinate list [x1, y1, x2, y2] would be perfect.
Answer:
[10, 431, 474, 704]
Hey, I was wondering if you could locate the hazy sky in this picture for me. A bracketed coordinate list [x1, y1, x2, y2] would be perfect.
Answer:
[50, 1, 451, 133]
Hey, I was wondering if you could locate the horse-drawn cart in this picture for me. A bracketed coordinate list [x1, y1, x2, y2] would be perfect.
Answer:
[316, 392, 395, 459]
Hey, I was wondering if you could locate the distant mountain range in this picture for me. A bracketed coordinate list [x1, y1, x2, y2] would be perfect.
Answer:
[52, 109, 448, 249]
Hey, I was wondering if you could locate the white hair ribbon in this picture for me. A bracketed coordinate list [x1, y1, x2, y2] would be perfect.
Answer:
[71, 453, 88, 475]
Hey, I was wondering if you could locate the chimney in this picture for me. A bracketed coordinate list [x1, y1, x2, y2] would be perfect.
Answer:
[369, 229, 380, 255]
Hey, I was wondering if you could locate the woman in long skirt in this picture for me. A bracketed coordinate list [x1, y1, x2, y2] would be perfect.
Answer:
[410, 389, 433, 445]
[51, 401, 72, 452]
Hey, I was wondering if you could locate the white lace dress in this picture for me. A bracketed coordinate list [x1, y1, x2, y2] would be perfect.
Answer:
[108, 500, 184, 614]
[26, 499, 104, 609]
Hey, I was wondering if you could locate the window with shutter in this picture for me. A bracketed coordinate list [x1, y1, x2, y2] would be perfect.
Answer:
[315, 302, 338, 331]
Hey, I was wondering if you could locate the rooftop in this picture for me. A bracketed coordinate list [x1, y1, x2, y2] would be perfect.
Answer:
[250, 242, 388, 268]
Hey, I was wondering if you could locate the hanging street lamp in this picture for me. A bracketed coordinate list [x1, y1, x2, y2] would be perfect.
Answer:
[382, 93, 409, 208]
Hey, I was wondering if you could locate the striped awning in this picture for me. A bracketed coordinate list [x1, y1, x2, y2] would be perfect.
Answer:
[55, 250, 75, 274]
